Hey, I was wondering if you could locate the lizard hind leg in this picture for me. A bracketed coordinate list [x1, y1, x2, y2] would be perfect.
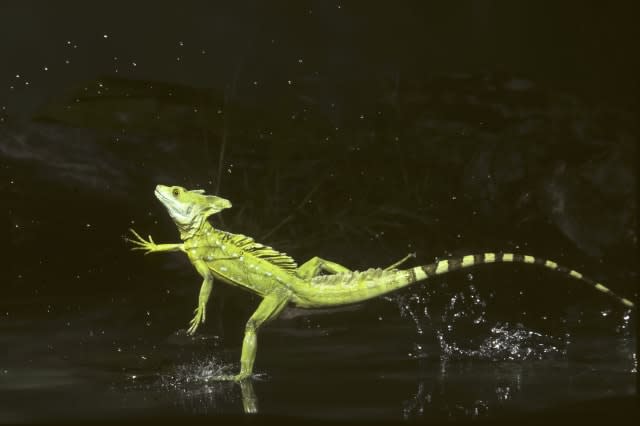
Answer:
[295, 256, 352, 279]
[210, 291, 290, 382]
[296, 253, 417, 279]
[383, 252, 417, 271]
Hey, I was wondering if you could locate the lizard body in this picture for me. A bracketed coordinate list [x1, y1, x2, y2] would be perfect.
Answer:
[128, 185, 635, 381]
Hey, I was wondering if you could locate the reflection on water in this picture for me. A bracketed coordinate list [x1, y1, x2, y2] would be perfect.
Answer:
[400, 359, 523, 421]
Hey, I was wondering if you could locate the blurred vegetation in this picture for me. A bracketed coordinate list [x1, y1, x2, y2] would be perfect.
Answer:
[24, 72, 636, 309]
[34, 74, 636, 256]
[0, 71, 634, 337]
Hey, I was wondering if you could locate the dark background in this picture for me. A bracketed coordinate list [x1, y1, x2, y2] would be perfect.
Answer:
[0, 1, 637, 422]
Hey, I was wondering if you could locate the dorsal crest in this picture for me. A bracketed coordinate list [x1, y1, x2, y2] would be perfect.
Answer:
[222, 233, 298, 273]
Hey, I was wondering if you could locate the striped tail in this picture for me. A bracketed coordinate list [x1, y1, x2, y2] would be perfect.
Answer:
[406, 252, 635, 308]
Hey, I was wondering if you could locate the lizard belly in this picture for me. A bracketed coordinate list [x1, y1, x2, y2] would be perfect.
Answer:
[209, 264, 259, 294]
[208, 262, 280, 297]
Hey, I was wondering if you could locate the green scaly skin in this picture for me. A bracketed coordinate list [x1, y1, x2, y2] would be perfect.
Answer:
[128, 185, 636, 382]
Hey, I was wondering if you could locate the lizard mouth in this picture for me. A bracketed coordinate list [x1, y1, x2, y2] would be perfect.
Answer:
[154, 188, 168, 202]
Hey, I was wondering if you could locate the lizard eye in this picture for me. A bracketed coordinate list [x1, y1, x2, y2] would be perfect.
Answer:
[172, 188, 180, 197]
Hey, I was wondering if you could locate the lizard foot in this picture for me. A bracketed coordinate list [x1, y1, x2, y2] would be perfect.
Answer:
[126, 229, 158, 255]
[205, 372, 251, 382]
[233, 372, 252, 382]
[187, 305, 206, 335]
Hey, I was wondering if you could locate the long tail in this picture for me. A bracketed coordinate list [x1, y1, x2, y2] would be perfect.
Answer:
[403, 252, 634, 308]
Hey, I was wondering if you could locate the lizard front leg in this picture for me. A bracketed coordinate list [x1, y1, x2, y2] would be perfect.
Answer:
[187, 260, 214, 335]
[127, 229, 184, 254]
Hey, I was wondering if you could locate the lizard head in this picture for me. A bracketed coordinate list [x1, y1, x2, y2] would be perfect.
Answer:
[154, 185, 231, 239]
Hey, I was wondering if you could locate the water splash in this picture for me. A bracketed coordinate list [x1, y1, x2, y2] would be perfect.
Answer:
[616, 308, 634, 335]
[114, 355, 239, 415]
[438, 321, 565, 361]
[156, 357, 239, 414]
[388, 282, 566, 361]
[386, 293, 429, 336]
[160, 356, 236, 386]
[616, 307, 636, 373]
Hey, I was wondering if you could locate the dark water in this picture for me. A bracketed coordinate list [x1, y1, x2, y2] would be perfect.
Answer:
[1, 285, 635, 422]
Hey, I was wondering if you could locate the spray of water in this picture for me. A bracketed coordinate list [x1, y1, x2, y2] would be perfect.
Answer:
[387, 278, 568, 361]
[161, 356, 236, 386]
[154, 357, 239, 414]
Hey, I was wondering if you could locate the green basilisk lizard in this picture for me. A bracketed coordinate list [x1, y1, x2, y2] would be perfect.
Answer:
[128, 185, 635, 381]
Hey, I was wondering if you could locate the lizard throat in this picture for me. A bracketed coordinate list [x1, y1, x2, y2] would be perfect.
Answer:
[176, 214, 211, 240]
